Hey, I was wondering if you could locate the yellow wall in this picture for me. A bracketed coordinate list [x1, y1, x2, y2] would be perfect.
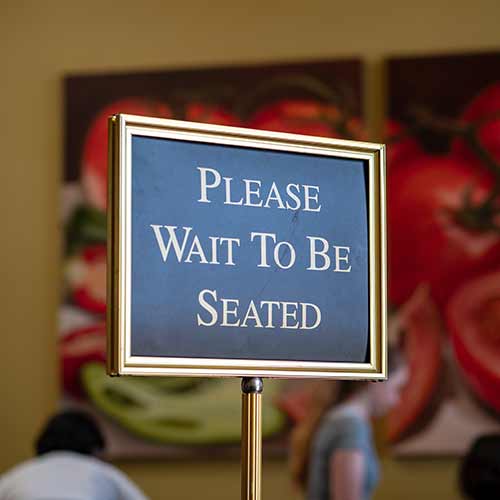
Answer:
[2, 1, 499, 499]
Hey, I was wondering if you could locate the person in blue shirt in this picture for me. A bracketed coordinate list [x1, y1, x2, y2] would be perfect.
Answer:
[290, 350, 408, 500]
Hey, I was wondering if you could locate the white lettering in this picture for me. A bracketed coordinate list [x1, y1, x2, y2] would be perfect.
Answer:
[150, 225, 192, 262]
[197, 167, 221, 203]
[244, 179, 263, 207]
[301, 303, 322, 329]
[223, 177, 243, 205]
[196, 167, 321, 213]
[209, 236, 219, 264]
[307, 236, 331, 271]
[197, 289, 218, 326]
[260, 301, 281, 328]
[241, 301, 264, 328]
[185, 235, 209, 264]
[250, 232, 276, 268]
[264, 182, 285, 209]
[334, 246, 352, 272]
[273, 241, 296, 269]
[221, 298, 240, 326]
[285, 183, 301, 210]
[197, 290, 322, 331]
[281, 302, 299, 329]
[303, 185, 321, 212]
[219, 237, 240, 266]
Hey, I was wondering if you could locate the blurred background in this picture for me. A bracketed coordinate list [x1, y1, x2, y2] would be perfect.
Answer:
[2, 1, 500, 499]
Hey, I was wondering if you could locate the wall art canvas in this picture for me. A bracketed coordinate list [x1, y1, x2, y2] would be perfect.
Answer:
[385, 51, 500, 455]
[62, 59, 365, 458]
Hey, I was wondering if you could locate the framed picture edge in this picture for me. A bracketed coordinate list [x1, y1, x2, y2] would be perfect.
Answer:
[107, 114, 387, 380]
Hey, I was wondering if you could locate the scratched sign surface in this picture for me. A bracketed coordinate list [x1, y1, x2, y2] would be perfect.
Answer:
[131, 136, 369, 362]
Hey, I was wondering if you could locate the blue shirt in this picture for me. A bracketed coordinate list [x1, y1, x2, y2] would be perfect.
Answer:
[307, 407, 379, 500]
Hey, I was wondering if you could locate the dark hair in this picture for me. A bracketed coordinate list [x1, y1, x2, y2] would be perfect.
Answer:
[460, 434, 500, 500]
[335, 348, 405, 404]
[35, 410, 105, 456]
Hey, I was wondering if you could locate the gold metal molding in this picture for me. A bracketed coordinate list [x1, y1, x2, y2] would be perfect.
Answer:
[107, 114, 387, 380]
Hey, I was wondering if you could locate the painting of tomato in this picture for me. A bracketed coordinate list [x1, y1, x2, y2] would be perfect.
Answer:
[248, 99, 365, 140]
[66, 244, 107, 314]
[386, 286, 443, 443]
[386, 52, 500, 455]
[81, 98, 173, 210]
[452, 83, 500, 166]
[62, 59, 364, 458]
[388, 154, 500, 307]
[61, 323, 106, 398]
[447, 270, 500, 412]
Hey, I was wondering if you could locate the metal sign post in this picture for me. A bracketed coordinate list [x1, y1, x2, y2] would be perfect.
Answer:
[241, 377, 263, 500]
[107, 114, 387, 500]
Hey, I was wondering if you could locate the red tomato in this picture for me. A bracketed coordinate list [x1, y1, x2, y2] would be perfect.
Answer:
[82, 98, 172, 210]
[388, 154, 500, 306]
[61, 324, 106, 397]
[387, 286, 443, 442]
[384, 120, 422, 171]
[185, 103, 241, 127]
[275, 385, 316, 423]
[447, 270, 500, 412]
[452, 83, 500, 165]
[66, 245, 106, 314]
[247, 99, 365, 140]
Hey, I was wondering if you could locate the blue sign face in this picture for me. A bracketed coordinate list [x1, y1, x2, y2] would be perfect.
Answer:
[130, 135, 369, 363]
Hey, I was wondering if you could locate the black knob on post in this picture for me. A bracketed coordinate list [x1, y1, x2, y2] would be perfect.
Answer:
[241, 377, 263, 394]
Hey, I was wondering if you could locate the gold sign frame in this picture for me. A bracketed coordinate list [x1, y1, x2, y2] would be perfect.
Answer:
[107, 114, 387, 379]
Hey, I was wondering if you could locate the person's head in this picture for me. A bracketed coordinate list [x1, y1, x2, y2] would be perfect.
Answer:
[460, 434, 500, 500]
[35, 410, 105, 456]
[368, 357, 408, 417]
[334, 347, 408, 417]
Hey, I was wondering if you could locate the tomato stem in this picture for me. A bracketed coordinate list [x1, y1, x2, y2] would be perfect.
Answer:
[236, 75, 361, 139]
[411, 108, 500, 232]
[411, 108, 500, 177]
